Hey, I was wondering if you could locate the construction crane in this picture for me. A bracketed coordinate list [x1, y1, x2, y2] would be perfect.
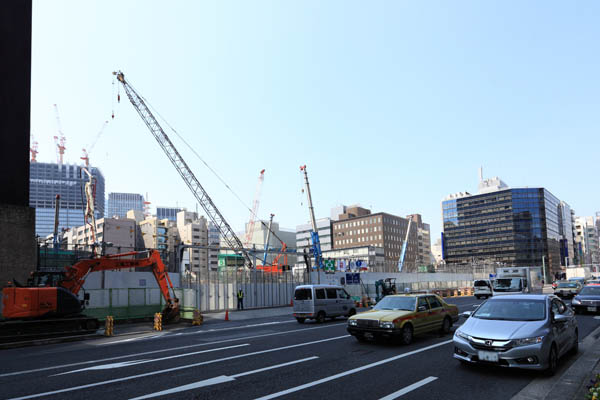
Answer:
[398, 217, 413, 272]
[30, 135, 39, 162]
[53, 104, 67, 164]
[256, 213, 291, 273]
[262, 213, 275, 266]
[81, 120, 109, 167]
[300, 165, 324, 281]
[243, 169, 265, 248]
[113, 71, 252, 268]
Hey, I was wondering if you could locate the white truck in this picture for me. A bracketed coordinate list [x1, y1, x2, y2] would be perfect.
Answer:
[492, 267, 543, 295]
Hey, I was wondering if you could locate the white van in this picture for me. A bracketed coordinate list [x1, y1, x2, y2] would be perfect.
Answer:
[473, 279, 493, 299]
[293, 284, 357, 324]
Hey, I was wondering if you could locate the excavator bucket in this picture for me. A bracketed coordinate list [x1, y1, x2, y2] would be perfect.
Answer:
[161, 300, 181, 324]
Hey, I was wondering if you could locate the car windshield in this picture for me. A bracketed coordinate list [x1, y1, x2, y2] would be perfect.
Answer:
[294, 288, 312, 300]
[558, 282, 578, 288]
[373, 296, 416, 311]
[472, 299, 546, 321]
[492, 278, 522, 291]
[474, 280, 490, 287]
[580, 286, 600, 296]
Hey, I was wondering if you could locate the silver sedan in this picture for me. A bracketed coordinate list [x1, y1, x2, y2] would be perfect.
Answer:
[453, 294, 578, 375]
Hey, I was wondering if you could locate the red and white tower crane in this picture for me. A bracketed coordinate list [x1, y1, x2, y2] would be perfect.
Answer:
[81, 120, 109, 167]
[53, 104, 67, 164]
[243, 169, 265, 248]
[30, 135, 39, 162]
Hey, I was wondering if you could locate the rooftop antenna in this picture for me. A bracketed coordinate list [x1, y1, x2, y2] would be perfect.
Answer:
[478, 166, 483, 183]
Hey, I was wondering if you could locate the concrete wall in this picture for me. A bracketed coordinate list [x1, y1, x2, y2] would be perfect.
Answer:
[0, 205, 36, 286]
[82, 271, 181, 290]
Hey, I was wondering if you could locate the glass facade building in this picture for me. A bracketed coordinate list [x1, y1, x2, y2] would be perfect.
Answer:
[156, 207, 184, 222]
[30, 162, 105, 239]
[106, 192, 145, 218]
[442, 188, 563, 275]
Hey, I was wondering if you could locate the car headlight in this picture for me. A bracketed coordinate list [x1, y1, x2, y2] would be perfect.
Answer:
[572, 298, 581, 305]
[513, 336, 544, 347]
[380, 321, 395, 329]
[455, 329, 472, 341]
[348, 319, 358, 326]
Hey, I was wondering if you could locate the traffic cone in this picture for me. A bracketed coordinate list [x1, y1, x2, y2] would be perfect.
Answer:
[225, 309, 229, 321]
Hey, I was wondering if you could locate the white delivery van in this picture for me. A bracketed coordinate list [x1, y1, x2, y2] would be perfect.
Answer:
[473, 279, 493, 299]
[293, 284, 357, 324]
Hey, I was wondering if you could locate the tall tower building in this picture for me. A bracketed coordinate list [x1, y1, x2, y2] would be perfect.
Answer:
[106, 192, 145, 218]
[29, 162, 105, 239]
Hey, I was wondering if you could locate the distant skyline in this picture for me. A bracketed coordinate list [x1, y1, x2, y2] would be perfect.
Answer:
[31, 1, 600, 241]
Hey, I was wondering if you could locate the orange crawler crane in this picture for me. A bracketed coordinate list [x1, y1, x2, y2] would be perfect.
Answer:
[1, 250, 180, 342]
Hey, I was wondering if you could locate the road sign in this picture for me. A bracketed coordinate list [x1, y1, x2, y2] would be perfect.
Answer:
[346, 273, 360, 285]
[324, 259, 335, 273]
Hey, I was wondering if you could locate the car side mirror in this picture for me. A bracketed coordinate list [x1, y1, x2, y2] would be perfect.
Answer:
[460, 311, 472, 318]
[553, 313, 569, 323]
[418, 305, 427, 312]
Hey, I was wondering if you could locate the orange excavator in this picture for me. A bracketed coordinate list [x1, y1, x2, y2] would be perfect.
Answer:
[1, 250, 180, 342]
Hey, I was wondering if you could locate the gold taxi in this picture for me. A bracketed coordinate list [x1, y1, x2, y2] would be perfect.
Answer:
[347, 294, 459, 345]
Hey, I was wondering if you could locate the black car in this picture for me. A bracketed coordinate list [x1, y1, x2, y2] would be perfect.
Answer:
[571, 285, 600, 314]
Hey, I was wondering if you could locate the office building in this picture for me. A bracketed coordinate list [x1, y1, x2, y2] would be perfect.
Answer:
[139, 216, 180, 272]
[558, 202, 576, 266]
[64, 217, 137, 255]
[177, 211, 209, 277]
[442, 182, 569, 277]
[332, 212, 426, 272]
[106, 193, 145, 218]
[574, 216, 599, 265]
[30, 162, 105, 238]
[322, 246, 385, 272]
[208, 222, 220, 270]
[157, 207, 185, 222]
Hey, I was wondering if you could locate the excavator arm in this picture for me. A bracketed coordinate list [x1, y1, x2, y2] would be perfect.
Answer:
[59, 250, 180, 322]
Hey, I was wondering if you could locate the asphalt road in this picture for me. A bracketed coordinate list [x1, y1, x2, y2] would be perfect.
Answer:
[1, 297, 599, 400]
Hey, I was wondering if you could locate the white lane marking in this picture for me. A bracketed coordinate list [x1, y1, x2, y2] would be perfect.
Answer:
[0, 323, 344, 378]
[52, 344, 250, 376]
[379, 376, 438, 399]
[594, 316, 600, 320]
[98, 320, 297, 345]
[128, 356, 319, 400]
[6, 335, 350, 400]
[254, 340, 452, 400]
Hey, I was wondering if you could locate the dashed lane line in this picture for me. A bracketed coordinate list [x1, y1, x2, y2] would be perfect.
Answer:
[0, 323, 345, 378]
[6, 335, 350, 400]
[128, 356, 320, 400]
[379, 376, 438, 399]
[254, 340, 452, 400]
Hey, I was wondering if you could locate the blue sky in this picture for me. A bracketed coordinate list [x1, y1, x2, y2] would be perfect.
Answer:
[31, 1, 600, 241]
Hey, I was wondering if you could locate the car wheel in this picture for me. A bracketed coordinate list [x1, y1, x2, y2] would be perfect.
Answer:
[296, 317, 305, 324]
[570, 330, 579, 355]
[545, 344, 558, 376]
[348, 308, 357, 318]
[475, 295, 480, 299]
[440, 316, 452, 335]
[316, 311, 326, 324]
[400, 324, 413, 345]
[355, 335, 367, 343]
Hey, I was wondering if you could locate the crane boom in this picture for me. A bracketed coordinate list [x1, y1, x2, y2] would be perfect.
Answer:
[300, 165, 324, 274]
[398, 217, 413, 272]
[244, 169, 265, 248]
[113, 71, 252, 268]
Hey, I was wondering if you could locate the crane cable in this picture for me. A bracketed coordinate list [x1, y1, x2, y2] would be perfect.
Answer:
[121, 80, 286, 246]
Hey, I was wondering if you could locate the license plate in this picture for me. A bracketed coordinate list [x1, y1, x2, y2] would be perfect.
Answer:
[364, 332, 374, 339]
[588, 307, 597, 312]
[478, 351, 499, 362]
